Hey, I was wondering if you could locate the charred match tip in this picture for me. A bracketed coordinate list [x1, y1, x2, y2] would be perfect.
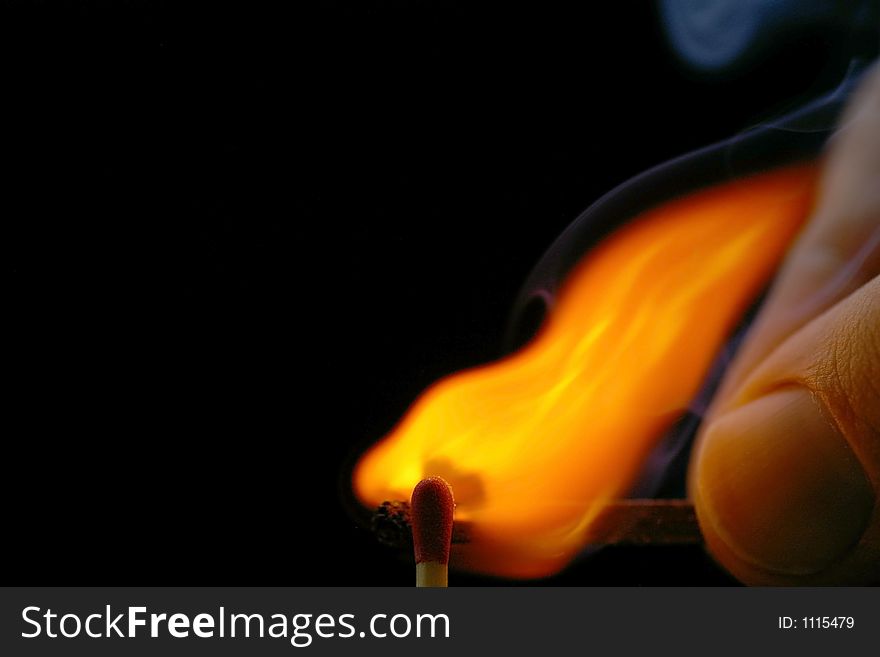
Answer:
[411, 476, 455, 565]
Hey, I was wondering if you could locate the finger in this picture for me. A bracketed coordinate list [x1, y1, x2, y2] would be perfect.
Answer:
[691, 273, 880, 585]
[714, 64, 880, 411]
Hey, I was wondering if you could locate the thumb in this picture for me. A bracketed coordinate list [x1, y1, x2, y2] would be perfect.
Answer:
[690, 65, 880, 585]
[691, 273, 880, 585]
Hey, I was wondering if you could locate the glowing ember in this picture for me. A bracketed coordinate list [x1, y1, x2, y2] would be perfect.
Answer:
[353, 164, 817, 578]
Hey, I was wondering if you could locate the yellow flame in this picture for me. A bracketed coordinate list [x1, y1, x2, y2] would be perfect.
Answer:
[353, 164, 817, 578]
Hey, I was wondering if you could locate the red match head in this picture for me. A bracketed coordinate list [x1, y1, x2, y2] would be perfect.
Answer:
[411, 476, 455, 565]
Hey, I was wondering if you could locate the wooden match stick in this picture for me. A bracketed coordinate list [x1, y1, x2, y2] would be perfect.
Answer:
[410, 477, 455, 587]
[581, 498, 700, 545]
[372, 497, 700, 551]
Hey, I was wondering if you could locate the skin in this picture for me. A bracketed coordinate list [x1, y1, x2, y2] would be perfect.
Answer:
[689, 64, 880, 585]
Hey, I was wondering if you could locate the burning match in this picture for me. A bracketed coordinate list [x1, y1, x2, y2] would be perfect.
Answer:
[375, 493, 701, 576]
[353, 163, 815, 579]
[411, 477, 455, 587]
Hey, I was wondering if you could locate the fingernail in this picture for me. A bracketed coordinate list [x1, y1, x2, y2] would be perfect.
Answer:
[694, 387, 873, 576]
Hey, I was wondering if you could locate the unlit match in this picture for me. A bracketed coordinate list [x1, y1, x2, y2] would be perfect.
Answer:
[410, 477, 455, 587]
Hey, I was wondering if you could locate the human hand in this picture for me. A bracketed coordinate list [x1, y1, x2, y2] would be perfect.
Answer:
[690, 65, 880, 585]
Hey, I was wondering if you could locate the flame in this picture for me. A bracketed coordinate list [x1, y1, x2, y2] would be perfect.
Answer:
[353, 163, 817, 578]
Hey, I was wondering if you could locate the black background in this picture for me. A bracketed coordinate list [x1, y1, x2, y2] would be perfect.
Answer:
[3, 1, 868, 585]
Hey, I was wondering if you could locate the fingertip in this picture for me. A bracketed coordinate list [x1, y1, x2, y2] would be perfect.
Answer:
[691, 387, 873, 583]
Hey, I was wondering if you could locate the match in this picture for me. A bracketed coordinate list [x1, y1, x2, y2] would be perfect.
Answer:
[373, 489, 702, 582]
[410, 476, 455, 587]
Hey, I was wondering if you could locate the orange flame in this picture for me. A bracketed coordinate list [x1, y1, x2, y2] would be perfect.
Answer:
[354, 163, 817, 578]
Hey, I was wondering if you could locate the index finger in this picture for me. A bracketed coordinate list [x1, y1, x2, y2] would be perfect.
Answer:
[712, 64, 880, 415]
